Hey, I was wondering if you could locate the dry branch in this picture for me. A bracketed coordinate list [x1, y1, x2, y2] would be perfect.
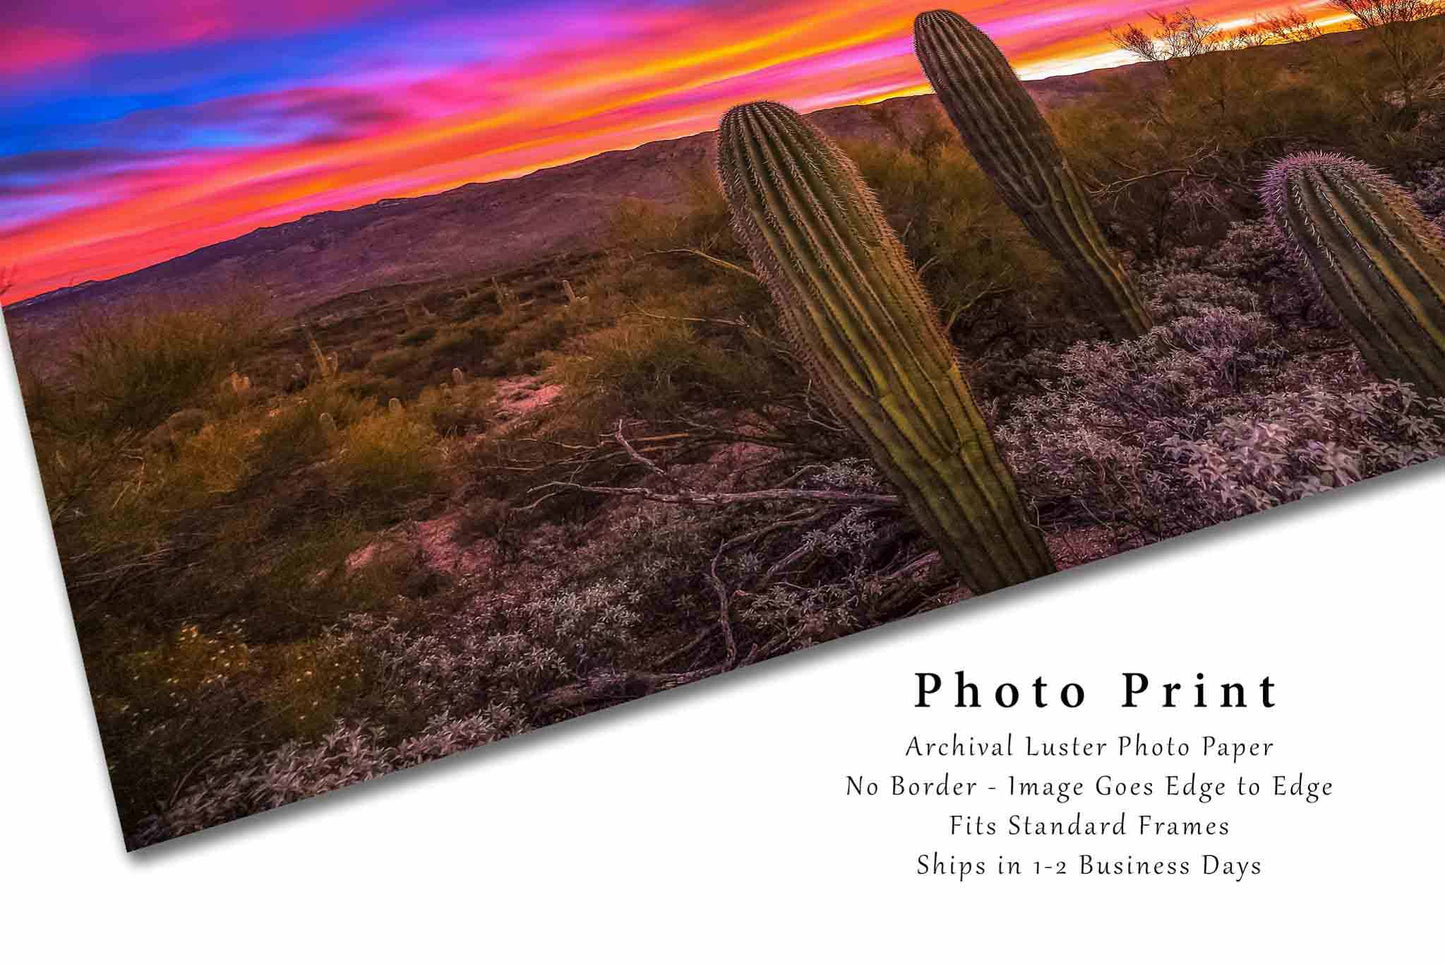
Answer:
[522, 480, 901, 511]
[649, 248, 761, 282]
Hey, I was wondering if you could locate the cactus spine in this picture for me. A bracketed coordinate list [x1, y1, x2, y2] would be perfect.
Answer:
[913, 10, 1152, 339]
[716, 101, 1054, 592]
[1262, 152, 1445, 397]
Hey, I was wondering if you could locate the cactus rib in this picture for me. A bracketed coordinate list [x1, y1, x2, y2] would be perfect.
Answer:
[1262, 152, 1445, 397]
[913, 10, 1152, 339]
[717, 100, 1054, 593]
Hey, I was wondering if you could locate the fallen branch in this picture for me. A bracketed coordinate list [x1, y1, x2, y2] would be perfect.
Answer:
[535, 670, 704, 713]
[518, 416, 883, 511]
[1092, 167, 1245, 201]
[632, 307, 797, 361]
[649, 248, 761, 283]
[708, 540, 737, 669]
[521, 480, 901, 511]
[881, 550, 941, 583]
[706, 507, 835, 665]
[613, 419, 677, 488]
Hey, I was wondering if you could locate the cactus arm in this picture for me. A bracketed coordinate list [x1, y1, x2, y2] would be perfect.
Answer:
[718, 101, 1053, 591]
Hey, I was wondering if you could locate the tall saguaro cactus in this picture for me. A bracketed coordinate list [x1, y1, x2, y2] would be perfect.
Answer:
[913, 9, 1152, 339]
[716, 101, 1054, 593]
[1263, 152, 1445, 398]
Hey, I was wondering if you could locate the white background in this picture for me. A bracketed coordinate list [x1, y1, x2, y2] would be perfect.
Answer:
[3, 324, 1441, 960]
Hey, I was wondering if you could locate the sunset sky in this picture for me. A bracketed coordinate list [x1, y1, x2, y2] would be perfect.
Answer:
[0, 0, 1332, 304]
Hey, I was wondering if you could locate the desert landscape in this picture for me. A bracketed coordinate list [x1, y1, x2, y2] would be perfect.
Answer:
[5, 5, 1444, 847]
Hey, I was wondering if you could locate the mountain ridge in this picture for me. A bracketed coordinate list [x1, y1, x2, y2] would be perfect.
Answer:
[5, 60, 1159, 325]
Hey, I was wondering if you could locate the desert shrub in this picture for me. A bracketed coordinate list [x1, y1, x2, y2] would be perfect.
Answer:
[737, 505, 894, 648]
[549, 314, 769, 425]
[254, 400, 336, 469]
[1142, 217, 1315, 326]
[608, 168, 737, 258]
[368, 346, 423, 377]
[241, 521, 425, 625]
[1166, 218, 1290, 283]
[136, 704, 525, 845]
[90, 603, 398, 842]
[504, 504, 723, 648]
[26, 294, 273, 438]
[324, 409, 444, 510]
[604, 175, 772, 320]
[411, 380, 494, 436]
[505, 580, 644, 675]
[131, 585, 634, 844]
[998, 282, 1445, 541]
[88, 622, 258, 843]
[846, 124, 1072, 347]
[347, 613, 577, 725]
[429, 322, 494, 362]
[160, 417, 261, 502]
[1109, 9, 1313, 144]
[492, 496, 740, 640]
[999, 308, 1270, 538]
[1300, 2, 1445, 134]
[1162, 380, 1445, 512]
[131, 448, 939, 845]
[542, 458, 930, 655]
[1139, 267, 1266, 323]
[1048, 7, 1445, 257]
[252, 380, 375, 469]
[1412, 163, 1445, 224]
[398, 325, 436, 346]
[28, 318, 428, 643]
[484, 311, 572, 375]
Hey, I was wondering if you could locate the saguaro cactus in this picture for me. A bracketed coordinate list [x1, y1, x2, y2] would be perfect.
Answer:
[1263, 152, 1445, 398]
[716, 101, 1054, 593]
[303, 325, 339, 379]
[913, 10, 1152, 339]
[493, 278, 520, 314]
